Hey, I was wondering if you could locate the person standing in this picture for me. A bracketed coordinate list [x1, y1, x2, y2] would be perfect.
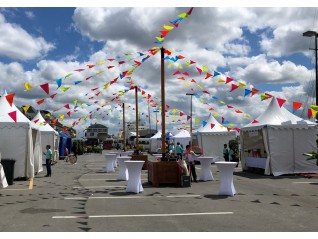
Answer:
[185, 145, 198, 182]
[223, 144, 229, 162]
[229, 145, 235, 162]
[175, 142, 184, 160]
[44, 145, 53, 177]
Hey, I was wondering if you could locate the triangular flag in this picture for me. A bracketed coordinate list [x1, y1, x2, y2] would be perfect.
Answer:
[22, 105, 30, 113]
[244, 89, 252, 96]
[5, 93, 15, 107]
[8, 111, 17, 122]
[225, 77, 233, 84]
[252, 119, 259, 124]
[37, 99, 45, 105]
[205, 73, 212, 79]
[187, 115, 191, 121]
[64, 104, 70, 109]
[67, 111, 71, 117]
[23, 82, 32, 91]
[210, 124, 215, 129]
[251, 88, 259, 96]
[50, 93, 57, 99]
[276, 98, 286, 108]
[40, 83, 49, 95]
[196, 67, 202, 75]
[59, 87, 70, 92]
[293, 102, 302, 112]
[55, 78, 62, 89]
[238, 82, 246, 88]
[308, 109, 313, 119]
[179, 111, 184, 116]
[173, 70, 181, 75]
[230, 84, 239, 92]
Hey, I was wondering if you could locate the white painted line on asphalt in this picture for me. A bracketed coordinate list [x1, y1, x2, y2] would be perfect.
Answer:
[76, 177, 148, 181]
[293, 182, 316, 184]
[53, 212, 233, 219]
[64, 194, 202, 200]
[73, 186, 126, 189]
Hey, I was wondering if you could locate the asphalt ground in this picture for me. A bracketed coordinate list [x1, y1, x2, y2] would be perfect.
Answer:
[0, 150, 317, 233]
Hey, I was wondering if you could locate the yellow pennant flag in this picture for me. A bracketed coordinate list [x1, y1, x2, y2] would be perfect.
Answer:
[168, 62, 175, 67]
[59, 114, 65, 120]
[45, 113, 51, 117]
[202, 65, 209, 72]
[197, 84, 203, 89]
[22, 105, 30, 113]
[238, 82, 246, 88]
[156, 37, 165, 42]
[23, 82, 32, 91]
[214, 112, 219, 117]
[98, 60, 105, 65]
[217, 78, 225, 83]
[103, 82, 109, 90]
[219, 101, 225, 104]
[96, 71, 105, 76]
[199, 98, 205, 103]
[163, 25, 174, 30]
[228, 124, 234, 129]
[195, 118, 200, 124]
[178, 64, 183, 69]
[310, 105, 318, 112]
[59, 87, 70, 92]
[184, 83, 191, 87]
[311, 108, 318, 118]
[172, 109, 177, 114]
[244, 114, 251, 118]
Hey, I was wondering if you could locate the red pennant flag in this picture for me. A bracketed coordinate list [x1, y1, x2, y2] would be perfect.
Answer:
[118, 61, 125, 65]
[190, 60, 196, 64]
[251, 88, 259, 96]
[196, 67, 202, 75]
[187, 7, 194, 15]
[37, 99, 45, 105]
[221, 117, 225, 123]
[202, 90, 210, 94]
[177, 55, 185, 59]
[8, 111, 17, 122]
[265, 93, 272, 99]
[67, 111, 71, 117]
[64, 104, 70, 109]
[183, 72, 189, 76]
[191, 79, 196, 83]
[147, 94, 151, 99]
[107, 66, 115, 69]
[50, 93, 57, 99]
[230, 84, 239, 92]
[276, 98, 286, 108]
[225, 77, 233, 84]
[96, 92, 100, 96]
[235, 110, 243, 113]
[5, 93, 15, 107]
[63, 126, 67, 132]
[160, 30, 169, 37]
[52, 119, 58, 125]
[209, 107, 214, 111]
[86, 76, 93, 81]
[40, 83, 49, 94]
[164, 49, 172, 55]
[210, 124, 215, 129]
[173, 70, 181, 75]
[187, 115, 191, 121]
[166, 104, 170, 109]
[252, 119, 259, 124]
[87, 64, 95, 68]
[141, 90, 146, 95]
[293, 102, 302, 111]
[227, 105, 234, 109]
[91, 87, 98, 91]
[205, 73, 212, 79]
[33, 119, 39, 124]
[308, 109, 313, 119]
[134, 60, 141, 66]
[178, 77, 185, 81]
[179, 111, 184, 116]
[74, 68, 85, 72]
[107, 58, 115, 61]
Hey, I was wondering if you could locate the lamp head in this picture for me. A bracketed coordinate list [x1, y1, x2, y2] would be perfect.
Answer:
[303, 31, 318, 37]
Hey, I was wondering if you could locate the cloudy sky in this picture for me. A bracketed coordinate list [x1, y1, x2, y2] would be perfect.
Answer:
[1, 2, 318, 137]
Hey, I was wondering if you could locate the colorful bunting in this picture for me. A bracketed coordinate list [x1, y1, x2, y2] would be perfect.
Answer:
[23, 82, 32, 91]
[5, 93, 15, 107]
[8, 111, 17, 122]
[40, 83, 49, 95]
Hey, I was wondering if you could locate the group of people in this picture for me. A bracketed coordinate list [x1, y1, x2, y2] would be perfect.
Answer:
[223, 144, 239, 166]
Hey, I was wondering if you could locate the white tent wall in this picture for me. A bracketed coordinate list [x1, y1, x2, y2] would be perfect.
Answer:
[149, 138, 162, 153]
[0, 123, 34, 179]
[199, 132, 236, 161]
[267, 126, 318, 176]
[32, 128, 43, 173]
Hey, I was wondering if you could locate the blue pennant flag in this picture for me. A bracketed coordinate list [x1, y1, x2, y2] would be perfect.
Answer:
[244, 89, 252, 96]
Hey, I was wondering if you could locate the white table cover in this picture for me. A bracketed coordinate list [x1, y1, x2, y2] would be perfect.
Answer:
[215, 162, 237, 196]
[104, 154, 117, 173]
[197, 156, 214, 181]
[125, 161, 144, 193]
[0, 163, 8, 188]
[116, 156, 131, 180]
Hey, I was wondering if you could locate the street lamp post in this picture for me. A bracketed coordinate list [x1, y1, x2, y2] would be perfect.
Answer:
[186, 93, 194, 146]
[154, 110, 159, 132]
[303, 30, 318, 106]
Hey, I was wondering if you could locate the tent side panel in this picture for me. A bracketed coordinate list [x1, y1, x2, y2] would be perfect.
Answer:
[0, 127, 29, 178]
[268, 128, 294, 176]
[293, 127, 318, 174]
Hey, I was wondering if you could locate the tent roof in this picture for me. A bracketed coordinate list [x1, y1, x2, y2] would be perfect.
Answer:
[0, 91, 31, 123]
[173, 129, 191, 138]
[196, 114, 228, 133]
[242, 96, 316, 129]
[31, 111, 58, 134]
[150, 131, 161, 139]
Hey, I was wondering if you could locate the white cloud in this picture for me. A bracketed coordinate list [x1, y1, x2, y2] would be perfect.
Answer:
[0, 14, 55, 61]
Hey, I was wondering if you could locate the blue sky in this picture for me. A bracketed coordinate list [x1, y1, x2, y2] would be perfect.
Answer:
[0, 4, 318, 137]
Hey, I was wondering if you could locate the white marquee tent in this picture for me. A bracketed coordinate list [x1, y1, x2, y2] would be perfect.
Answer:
[149, 131, 162, 153]
[172, 129, 191, 150]
[193, 114, 236, 161]
[31, 111, 59, 165]
[0, 92, 41, 179]
[240, 97, 318, 176]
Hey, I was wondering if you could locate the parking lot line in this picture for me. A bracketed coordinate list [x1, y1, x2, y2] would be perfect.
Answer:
[64, 194, 202, 200]
[52, 212, 234, 219]
[73, 185, 126, 189]
[293, 182, 316, 184]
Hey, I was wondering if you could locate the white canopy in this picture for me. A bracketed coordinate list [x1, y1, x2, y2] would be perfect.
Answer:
[31, 111, 59, 165]
[194, 114, 236, 161]
[172, 129, 191, 150]
[240, 96, 318, 176]
[149, 131, 162, 153]
[0, 92, 37, 178]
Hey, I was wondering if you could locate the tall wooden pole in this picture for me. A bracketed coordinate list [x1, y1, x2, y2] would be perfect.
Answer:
[122, 103, 126, 151]
[161, 47, 166, 159]
[135, 86, 139, 149]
